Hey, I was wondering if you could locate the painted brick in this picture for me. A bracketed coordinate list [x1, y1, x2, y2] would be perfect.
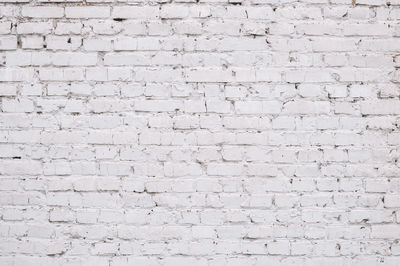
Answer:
[0, 0, 398, 264]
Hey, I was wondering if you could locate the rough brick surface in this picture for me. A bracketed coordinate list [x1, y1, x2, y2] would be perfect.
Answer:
[0, 0, 400, 265]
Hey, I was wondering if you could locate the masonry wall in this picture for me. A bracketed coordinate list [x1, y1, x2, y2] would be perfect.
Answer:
[0, 0, 400, 265]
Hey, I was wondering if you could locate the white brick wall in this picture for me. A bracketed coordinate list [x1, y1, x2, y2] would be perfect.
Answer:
[0, 0, 399, 265]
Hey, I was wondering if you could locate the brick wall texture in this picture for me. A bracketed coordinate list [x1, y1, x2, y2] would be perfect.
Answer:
[1, 0, 400, 265]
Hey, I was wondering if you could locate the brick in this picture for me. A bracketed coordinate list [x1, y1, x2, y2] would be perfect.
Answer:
[0, 69, 34, 81]
[235, 101, 282, 114]
[52, 52, 98, 66]
[55, 22, 82, 35]
[21, 36, 44, 49]
[371, 225, 400, 239]
[46, 36, 82, 50]
[0, 0, 397, 263]
[65, 7, 110, 18]
[2, 99, 34, 113]
[0, 84, 17, 96]
[0, 36, 17, 50]
[112, 6, 159, 19]
[283, 100, 331, 114]
[83, 39, 112, 51]
[0, 22, 12, 34]
[17, 22, 53, 34]
[0, 0, 28, 2]
[160, 5, 189, 19]
[360, 100, 400, 115]
[207, 163, 243, 176]
[39, 68, 84, 81]
[21, 7, 64, 18]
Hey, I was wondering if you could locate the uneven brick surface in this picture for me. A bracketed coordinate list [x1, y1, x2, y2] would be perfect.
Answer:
[0, 0, 400, 265]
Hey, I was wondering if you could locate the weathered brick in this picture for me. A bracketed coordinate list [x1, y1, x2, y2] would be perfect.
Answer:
[0, 0, 397, 263]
